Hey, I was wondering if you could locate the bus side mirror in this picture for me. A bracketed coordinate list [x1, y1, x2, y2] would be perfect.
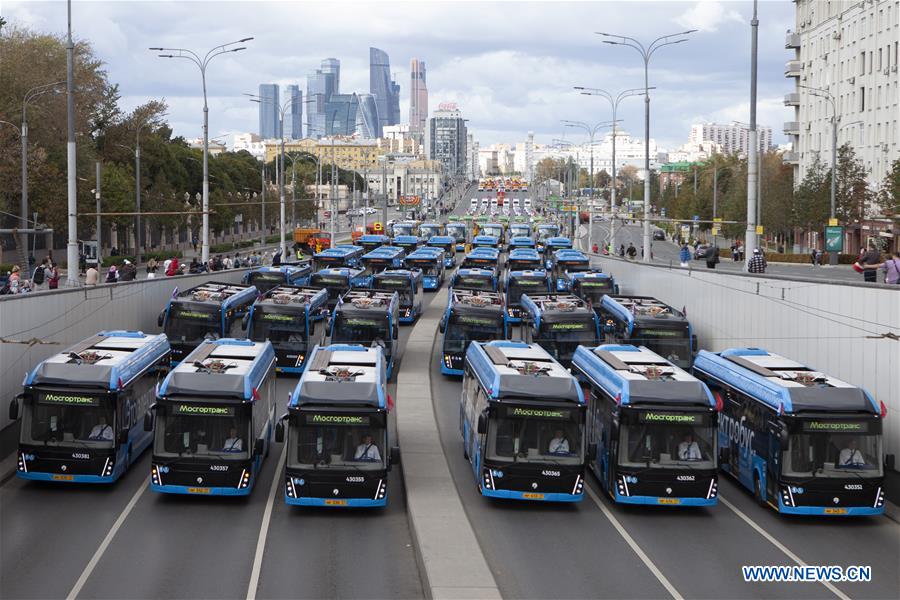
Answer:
[389, 446, 401, 471]
[118, 429, 130, 445]
[157, 311, 166, 328]
[778, 428, 789, 448]
[253, 439, 264, 457]
[588, 443, 598, 462]
[602, 323, 615, 334]
[885, 454, 895, 471]
[439, 318, 446, 333]
[691, 334, 699, 356]
[143, 412, 153, 432]
[393, 324, 399, 340]
[9, 394, 21, 420]
[275, 421, 284, 443]
[242, 313, 251, 331]
[477, 413, 487, 435]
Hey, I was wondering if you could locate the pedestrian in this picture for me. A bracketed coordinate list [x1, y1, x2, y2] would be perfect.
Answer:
[810, 248, 818, 266]
[47, 262, 60, 289]
[165, 257, 180, 277]
[626, 243, 637, 260]
[858, 242, 881, 283]
[705, 246, 720, 269]
[85, 264, 99, 285]
[31, 257, 49, 291]
[147, 257, 158, 278]
[679, 244, 691, 268]
[78, 252, 87, 275]
[747, 248, 767, 273]
[272, 248, 282, 266]
[876, 251, 900, 284]
[618, 244, 625, 257]
[119, 259, 137, 281]
[8, 265, 23, 294]
[105, 264, 119, 283]
[731, 243, 740, 262]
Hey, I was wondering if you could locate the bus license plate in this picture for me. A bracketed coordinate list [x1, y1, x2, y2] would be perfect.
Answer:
[325, 499, 347, 506]
[187, 487, 211, 494]
[52, 474, 74, 481]
[658, 498, 681, 505]
[824, 508, 848, 515]
[523, 493, 544, 500]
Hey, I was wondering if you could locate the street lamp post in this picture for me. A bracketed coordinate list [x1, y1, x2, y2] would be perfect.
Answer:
[562, 119, 617, 252]
[800, 83, 839, 265]
[151, 37, 253, 264]
[597, 29, 695, 262]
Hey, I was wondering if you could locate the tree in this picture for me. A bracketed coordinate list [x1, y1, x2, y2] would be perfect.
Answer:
[876, 158, 900, 218]
[534, 157, 566, 183]
[834, 143, 871, 223]
[793, 153, 830, 234]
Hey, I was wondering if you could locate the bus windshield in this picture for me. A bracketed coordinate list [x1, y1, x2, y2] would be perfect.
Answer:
[631, 327, 692, 369]
[22, 393, 114, 449]
[248, 271, 285, 293]
[534, 319, 597, 364]
[377, 278, 414, 305]
[406, 260, 440, 276]
[289, 416, 386, 471]
[310, 274, 349, 303]
[313, 256, 347, 272]
[251, 311, 307, 346]
[507, 278, 547, 307]
[618, 410, 715, 470]
[155, 403, 250, 459]
[447, 225, 466, 242]
[453, 275, 495, 291]
[510, 226, 530, 238]
[486, 404, 583, 465]
[444, 313, 504, 354]
[508, 259, 542, 271]
[573, 280, 614, 304]
[781, 420, 883, 478]
[538, 226, 559, 241]
[421, 225, 441, 238]
[482, 225, 503, 238]
[332, 314, 391, 349]
[166, 305, 221, 345]
[392, 224, 415, 236]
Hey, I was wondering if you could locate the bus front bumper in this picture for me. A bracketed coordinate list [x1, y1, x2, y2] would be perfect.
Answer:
[777, 496, 883, 516]
[613, 489, 717, 507]
[285, 495, 386, 508]
[16, 471, 116, 484]
[150, 483, 252, 496]
[481, 486, 583, 503]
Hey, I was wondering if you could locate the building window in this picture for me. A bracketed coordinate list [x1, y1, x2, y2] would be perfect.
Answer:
[860, 51, 866, 75]
[860, 87, 866, 112]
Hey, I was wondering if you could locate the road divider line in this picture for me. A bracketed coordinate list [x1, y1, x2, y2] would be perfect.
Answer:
[719, 495, 850, 600]
[66, 477, 149, 600]
[246, 444, 286, 600]
[586, 485, 683, 600]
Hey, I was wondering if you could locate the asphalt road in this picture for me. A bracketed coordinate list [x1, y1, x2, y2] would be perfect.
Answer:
[0, 300, 435, 600]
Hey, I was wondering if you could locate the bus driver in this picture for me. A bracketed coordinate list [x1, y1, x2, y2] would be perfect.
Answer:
[88, 417, 114, 441]
[838, 439, 866, 467]
[223, 427, 243, 452]
[354, 434, 381, 461]
[678, 433, 702, 461]
[548, 429, 570, 454]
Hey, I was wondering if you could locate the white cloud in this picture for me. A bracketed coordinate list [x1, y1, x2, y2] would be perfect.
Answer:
[675, 1, 743, 32]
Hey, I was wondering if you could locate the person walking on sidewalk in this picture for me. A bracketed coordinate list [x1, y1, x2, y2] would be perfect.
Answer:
[747, 248, 767, 274]
[679, 244, 691, 268]
[859, 243, 881, 283]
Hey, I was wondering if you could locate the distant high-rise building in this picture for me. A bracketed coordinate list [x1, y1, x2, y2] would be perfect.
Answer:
[409, 59, 428, 142]
[356, 93, 380, 139]
[324, 93, 360, 136]
[425, 104, 467, 177]
[321, 58, 340, 95]
[258, 83, 280, 139]
[689, 122, 772, 156]
[369, 47, 394, 137]
[284, 85, 302, 139]
[389, 78, 401, 125]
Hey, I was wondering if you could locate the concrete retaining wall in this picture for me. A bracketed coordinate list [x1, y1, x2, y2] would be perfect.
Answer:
[0, 270, 249, 435]
[593, 255, 900, 461]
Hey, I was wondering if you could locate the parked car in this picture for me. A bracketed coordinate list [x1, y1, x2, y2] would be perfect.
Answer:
[652, 230, 665, 241]
[693, 244, 713, 260]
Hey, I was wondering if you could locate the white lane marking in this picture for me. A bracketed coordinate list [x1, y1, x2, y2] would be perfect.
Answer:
[719, 495, 850, 600]
[586, 485, 683, 600]
[246, 443, 286, 600]
[66, 477, 149, 600]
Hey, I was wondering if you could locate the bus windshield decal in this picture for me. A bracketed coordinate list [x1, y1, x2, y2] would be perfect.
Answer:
[175, 310, 216, 320]
[172, 404, 235, 417]
[509, 407, 570, 419]
[802, 421, 869, 433]
[344, 318, 381, 326]
[314, 277, 346, 284]
[636, 328, 685, 337]
[252, 274, 284, 281]
[304, 414, 371, 426]
[513, 279, 543, 286]
[456, 316, 496, 326]
[549, 322, 591, 331]
[639, 411, 704, 425]
[38, 393, 100, 406]
[261, 313, 297, 322]
[379, 279, 408, 287]
[578, 281, 610, 287]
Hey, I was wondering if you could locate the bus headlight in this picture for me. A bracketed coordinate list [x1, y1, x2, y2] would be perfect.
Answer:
[706, 479, 718, 499]
[151, 464, 161, 486]
[238, 469, 250, 489]
[875, 487, 884, 508]
[443, 354, 453, 368]
[617, 475, 631, 496]
[483, 468, 495, 490]
[17, 452, 27, 472]
[286, 477, 298, 498]
[102, 457, 114, 477]
[572, 474, 584, 495]
[781, 485, 795, 507]
[374, 479, 386, 500]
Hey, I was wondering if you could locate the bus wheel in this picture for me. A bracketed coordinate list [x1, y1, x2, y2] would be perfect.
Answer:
[754, 475, 766, 506]
[463, 444, 469, 460]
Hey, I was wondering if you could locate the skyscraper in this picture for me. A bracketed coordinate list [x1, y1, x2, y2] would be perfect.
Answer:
[258, 83, 280, 139]
[369, 47, 393, 137]
[324, 93, 359, 136]
[426, 104, 467, 177]
[284, 85, 302, 140]
[389, 78, 401, 126]
[409, 59, 428, 142]
[321, 58, 340, 95]
[356, 93, 380, 139]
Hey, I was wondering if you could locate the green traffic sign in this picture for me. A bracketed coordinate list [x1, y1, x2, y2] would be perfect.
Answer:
[825, 226, 843, 253]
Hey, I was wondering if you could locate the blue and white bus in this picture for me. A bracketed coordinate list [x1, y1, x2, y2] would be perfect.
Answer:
[506, 248, 543, 273]
[158, 282, 258, 366]
[446, 220, 468, 252]
[313, 245, 365, 272]
[471, 234, 500, 250]
[374, 269, 424, 323]
[542, 237, 573, 269]
[572, 344, 718, 507]
[244, 286, 329, 374]
[360, 246, 406, 287]
[354, 233, 391, 254]
[460, 247, 500, 272]
[392, 234, 422, 255]
[149, 338, 277, 496]
[597, 295, 697, 369]
[536, 223, 561, 250]
[329, 290, 400, 378]
[507, 236, 536, 252]
[390, 221, 417, 238]
[508, 222, 532, 241]
[439, 289, 507, 375]
[309, 267, 367, 310]
[479, 222, 505, 244]
[426, 235, 457, 268]
[449, 268, 499, 293]
[461, 341, 587, 502]
[521, 293, 600, 367]
[277, 344, 398, 507]
[243, 263, 312, 294]
[404, 246, 445, 290]
[419, 222, 443, 240]
[551, 249, 592, 292]
[12, 331, 169, 483]
[570, 270, 618, 307]
[503, 269, 551, 324]
[693, 348, 886, 516]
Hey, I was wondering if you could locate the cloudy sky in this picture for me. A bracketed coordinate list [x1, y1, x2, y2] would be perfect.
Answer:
[6, 0, 795, 150]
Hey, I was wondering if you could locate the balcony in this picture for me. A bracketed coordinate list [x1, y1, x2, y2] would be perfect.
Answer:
[784, 92, 800, 106]
[785, 60, 802, 78]
[782, 151, 799, 164]
[785, 31, 801, 49]
[783, 121, 800, 135]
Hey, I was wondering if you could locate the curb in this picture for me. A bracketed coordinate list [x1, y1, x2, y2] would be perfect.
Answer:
[396, 288, 502, 600]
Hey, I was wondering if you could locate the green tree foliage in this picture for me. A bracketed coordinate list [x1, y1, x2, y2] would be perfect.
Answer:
[834, 143, 871, 223]
[793, 153, 830, 232]
[876, 158, 900, 218]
